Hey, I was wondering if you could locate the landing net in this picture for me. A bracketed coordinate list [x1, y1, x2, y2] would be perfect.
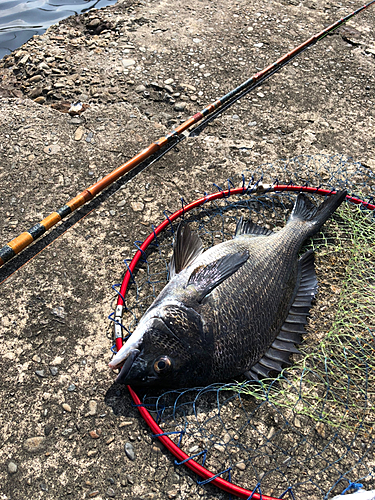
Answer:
[109, 154, 375, 500]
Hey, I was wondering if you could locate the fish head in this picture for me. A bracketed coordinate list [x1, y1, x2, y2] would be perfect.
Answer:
[110, 305, 210, 388]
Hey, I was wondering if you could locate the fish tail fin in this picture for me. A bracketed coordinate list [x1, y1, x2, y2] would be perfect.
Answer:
[288, 190, 347, 237]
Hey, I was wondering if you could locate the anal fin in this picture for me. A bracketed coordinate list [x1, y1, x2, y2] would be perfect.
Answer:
[246, 249, 317, 380]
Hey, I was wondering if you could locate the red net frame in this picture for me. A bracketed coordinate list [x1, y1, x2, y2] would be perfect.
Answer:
[113, 185, 375, 500]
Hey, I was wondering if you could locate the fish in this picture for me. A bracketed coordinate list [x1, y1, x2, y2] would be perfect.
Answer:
[109, 190, 347, 388]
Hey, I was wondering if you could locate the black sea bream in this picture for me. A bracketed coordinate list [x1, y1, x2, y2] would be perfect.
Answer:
[109, 191, 347, 388]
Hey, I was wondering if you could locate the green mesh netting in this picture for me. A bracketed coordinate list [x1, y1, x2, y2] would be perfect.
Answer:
[111, 155, 375, 500]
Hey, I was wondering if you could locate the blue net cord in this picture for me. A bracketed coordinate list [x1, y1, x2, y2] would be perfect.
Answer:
[245, 482, 262, 499]
[197, 466, 232, 486]
[279, 486, 296, 499]
[175, 449, 208, 467]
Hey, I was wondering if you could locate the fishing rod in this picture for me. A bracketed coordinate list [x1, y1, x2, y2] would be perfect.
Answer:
[1, 0, 374, 269]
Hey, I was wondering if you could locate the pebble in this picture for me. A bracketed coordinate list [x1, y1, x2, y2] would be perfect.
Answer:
[135, 84, 146, 93]
[34, 96, 46, 104]
[88, 490, 99, 498]
[85, 131, 94, 143]
[74, 126, 85, 141]
[23, 436, 45, 453]
[51, 306, 66, 319]
[54, 335, 66, 343]
[167, 490, 178, 499]
[62, 403, 72, 413]
[214, 444, 225, 452]
[174, 102, 186, 111]
[316, 421, 326, 438]
[119, 421, 133, 428]
[43, 144, 61, 155]
[107, 487, 115, 497]
[122, 59, 136, 68]
[35, 370, 45, 378]
[69, 117, 82, 124]
[130, 201, 144, 212]
[117, 200, 126, 208]
[8, 461, 17, 474]
[89, 430, 100, 439]
[124, 442, 135, 461]
[68, 384, 76, 392]
[87, 450, 98, 457]
[164, 78, 174, 85]
[29, 87, 43, 99]
[30, 74, 43, 83]
[49, 367, 58, 376]
[51, 356, 64, 365]
[87, 400, 98, 416]
[236, 462, 246, 470]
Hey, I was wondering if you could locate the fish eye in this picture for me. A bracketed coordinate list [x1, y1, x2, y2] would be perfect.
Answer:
[154, 356, 172, 374]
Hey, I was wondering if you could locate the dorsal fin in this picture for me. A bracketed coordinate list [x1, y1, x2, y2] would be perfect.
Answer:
[235, 217, 274, 237]
[187, 251, 249, 303]
[168, 223, 204, 280]
[245, 249, 317, 380]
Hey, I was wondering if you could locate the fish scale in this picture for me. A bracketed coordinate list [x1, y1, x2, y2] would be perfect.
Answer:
[110, 190, 347, 388]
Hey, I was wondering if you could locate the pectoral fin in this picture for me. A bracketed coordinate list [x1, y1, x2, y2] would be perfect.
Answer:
[187, 251, 249, 302]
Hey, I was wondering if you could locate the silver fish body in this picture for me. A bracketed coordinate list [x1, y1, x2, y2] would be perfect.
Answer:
[109, 190, 347, 388]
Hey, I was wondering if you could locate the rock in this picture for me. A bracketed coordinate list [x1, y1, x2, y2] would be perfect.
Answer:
[107, 487, 115, 497]
[74, 126, 85, 141]
[62, 403, 72, 413]
[87, 18, 101, 30]
[68, 384, 76, 392]
[164, 78, 174, 85]
[23, 436, 45, 453]
[34, 96, 46, 104]
[35, 370, 45, 378]
[29, 88, 43, 99]
[30, 75, 43, 83]
[87, 400, 98, 416]
[88, 490, 100, 498]
[54, 335, 66, 343]
[130, 201, 144, 212]
[122, 59, 136, 68]
[124, 442, 135, 461]
[8, 461, 17, 474]
[181, 83, 196, 92]
[89, 430, 100, 439]
[19, 53, 30, 65]
[174, 102, 186, 111]
[236, 462, 246, 470]
[51, 306, 66, 319]
[117, 200, 126, 208]
[51, 356, 64, 365]
[43, 144, 61, 155]
[135, 84, 146, 93]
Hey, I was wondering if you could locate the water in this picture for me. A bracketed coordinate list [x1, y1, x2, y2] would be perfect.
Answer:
[0, 0, 118, 60]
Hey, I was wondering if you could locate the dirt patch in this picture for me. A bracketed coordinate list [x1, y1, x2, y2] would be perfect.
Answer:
[0, 0, 374, 499]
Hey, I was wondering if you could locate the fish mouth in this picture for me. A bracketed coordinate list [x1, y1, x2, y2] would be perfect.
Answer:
[115, 349, 140, 384]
